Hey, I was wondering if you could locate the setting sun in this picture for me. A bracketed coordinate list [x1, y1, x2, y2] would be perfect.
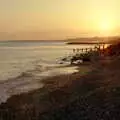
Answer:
[97, 18, 116, 36]
[100, 21, 113, 31]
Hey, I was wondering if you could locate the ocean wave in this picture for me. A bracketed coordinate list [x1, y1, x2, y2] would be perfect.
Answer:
[0, 58, 78, 104]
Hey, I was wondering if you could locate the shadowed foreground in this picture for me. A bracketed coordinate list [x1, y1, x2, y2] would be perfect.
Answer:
[1, 43, 120, 120]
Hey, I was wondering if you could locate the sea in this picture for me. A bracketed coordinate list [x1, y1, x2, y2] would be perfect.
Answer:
[0, 40, 95, 103]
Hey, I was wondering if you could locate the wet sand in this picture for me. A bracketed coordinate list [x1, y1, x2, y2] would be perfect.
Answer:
[0, 64, 92, 114]
[0, 64, 80, 104]
[1, 57, 120, 120]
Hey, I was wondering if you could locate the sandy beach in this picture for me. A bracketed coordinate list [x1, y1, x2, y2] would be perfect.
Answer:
[0, 63, 93, 119]
[1, 43, 120, 120]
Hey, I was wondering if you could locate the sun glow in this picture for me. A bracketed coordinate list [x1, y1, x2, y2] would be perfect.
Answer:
[100, 21, 113, 31]
[97, 18, 116, 36]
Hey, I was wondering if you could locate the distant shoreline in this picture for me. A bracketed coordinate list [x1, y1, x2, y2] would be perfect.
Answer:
[67, 42, 110, 45]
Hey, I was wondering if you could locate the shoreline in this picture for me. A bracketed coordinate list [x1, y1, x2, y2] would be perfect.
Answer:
[67, 42, 108, 45]
[0, 63, 90, 104]
[1, 56, 120, 119]
[0, 64, 92, 110]
[2, 40, 120, 119]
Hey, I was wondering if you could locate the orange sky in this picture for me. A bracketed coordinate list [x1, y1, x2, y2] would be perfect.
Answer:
[0, 0, 120, 40]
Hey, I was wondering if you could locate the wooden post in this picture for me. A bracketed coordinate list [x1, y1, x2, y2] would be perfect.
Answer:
[82, 48, 83, 52]
[73, 49, 75, 53]
[103, 45, 105, 51]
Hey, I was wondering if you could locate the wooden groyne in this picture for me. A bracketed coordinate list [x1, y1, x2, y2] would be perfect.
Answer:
[72, 44, 107, 54]
[60, 44, 110, 64]
[69, 44, 109, 64]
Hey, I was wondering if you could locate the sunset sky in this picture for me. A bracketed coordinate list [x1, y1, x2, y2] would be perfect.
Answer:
[0, 0, 120, 40]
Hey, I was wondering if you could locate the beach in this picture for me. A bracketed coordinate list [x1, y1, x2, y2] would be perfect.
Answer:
[0, 63, 93, 119]
[1, 0, 120, 119]
[1, 54, 120, 120]
[1, 41, 120, 120]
